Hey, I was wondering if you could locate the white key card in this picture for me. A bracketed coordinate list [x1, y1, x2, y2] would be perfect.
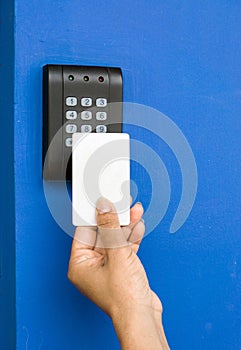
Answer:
[72, 133, 130, 226]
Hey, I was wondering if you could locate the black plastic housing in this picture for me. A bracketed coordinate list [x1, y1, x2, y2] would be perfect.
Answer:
[43, 64, 123, 181]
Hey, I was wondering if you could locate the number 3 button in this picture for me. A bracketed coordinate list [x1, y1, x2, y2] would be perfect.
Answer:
[96, 98, 107, 107]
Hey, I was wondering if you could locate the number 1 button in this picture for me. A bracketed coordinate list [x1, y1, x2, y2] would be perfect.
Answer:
[66, 97, 77, 106]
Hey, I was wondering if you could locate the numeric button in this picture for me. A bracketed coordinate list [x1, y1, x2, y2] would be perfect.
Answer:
[66, 97, 77, 106]
[96, 98, 107, 107]
[81, 97, 92, 107]
[81, 111, 92, 120]
[65, 138, 73, 147]
[96, 111, 107, 121]
[96, 125, 107, 133]
[66, 111, 77, 120]
[81, 125, 92, 133]
[66, 124, 77, 133]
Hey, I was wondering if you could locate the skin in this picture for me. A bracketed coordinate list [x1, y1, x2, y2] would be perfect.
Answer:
[68, 198, 170, 350]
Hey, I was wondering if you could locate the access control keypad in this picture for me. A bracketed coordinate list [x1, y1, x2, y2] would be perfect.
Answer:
[43, 65, 123, 180]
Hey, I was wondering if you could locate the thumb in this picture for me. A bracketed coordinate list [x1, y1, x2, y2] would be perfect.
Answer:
[96, 197, 131, 254]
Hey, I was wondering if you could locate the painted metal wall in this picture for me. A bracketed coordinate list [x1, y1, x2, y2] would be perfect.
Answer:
[1, 0, 240, 349]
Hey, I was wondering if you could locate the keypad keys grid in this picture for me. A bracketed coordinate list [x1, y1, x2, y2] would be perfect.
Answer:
[65, 96, 109, 146]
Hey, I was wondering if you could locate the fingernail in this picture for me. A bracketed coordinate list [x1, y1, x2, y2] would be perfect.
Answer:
[136, 202, 143, 207]
[140, 218, 145, 223]
[96, 197, 113, 214]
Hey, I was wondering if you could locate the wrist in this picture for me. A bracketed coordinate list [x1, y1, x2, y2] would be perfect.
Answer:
[111, 305, 169, 350]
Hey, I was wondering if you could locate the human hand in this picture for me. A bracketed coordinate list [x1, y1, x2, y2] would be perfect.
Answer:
[68, 197, 169, 350]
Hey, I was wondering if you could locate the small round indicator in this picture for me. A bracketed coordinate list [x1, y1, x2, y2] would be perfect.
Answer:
[68, 75, 74, 81]
[83, 76, 89, 82]
[98, 76, 104, 82]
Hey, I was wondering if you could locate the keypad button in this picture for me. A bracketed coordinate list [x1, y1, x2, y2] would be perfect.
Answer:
[81, 125, 92, 133]
[96, 98, 107, 107]
[81, 111, 92, 120]
[81, 97, 92, 107]
[66, 110, 77, 120]
[96, 111, 107, 121]
[66, 124, 77, 133]
[65, 138, 73, 147]
[96, 125, 107, 133]
[66, 97, 77, 106]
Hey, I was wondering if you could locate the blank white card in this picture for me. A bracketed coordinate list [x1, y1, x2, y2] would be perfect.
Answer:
[72, 133, 130, 226]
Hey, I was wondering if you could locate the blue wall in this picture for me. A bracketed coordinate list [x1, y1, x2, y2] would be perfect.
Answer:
[0, 1, 16, 349]
[1, 0, 241, 349]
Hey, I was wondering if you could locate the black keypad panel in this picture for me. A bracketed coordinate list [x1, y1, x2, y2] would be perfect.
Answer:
[43, 65, 123, 180]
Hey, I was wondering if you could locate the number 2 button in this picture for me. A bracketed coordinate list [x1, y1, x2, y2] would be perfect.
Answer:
[81, 98, 92, 107]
